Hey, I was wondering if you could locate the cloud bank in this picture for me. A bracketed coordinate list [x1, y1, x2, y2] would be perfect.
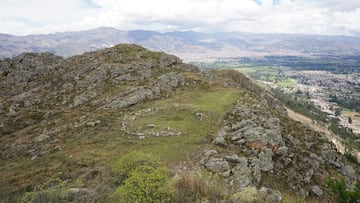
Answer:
[0, 0, 360, 36]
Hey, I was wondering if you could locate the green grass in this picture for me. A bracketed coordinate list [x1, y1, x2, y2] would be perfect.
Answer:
[156, 88, 240, 113]
[59, 87, 241, 169]
[119, 88, 241, 163]
[0, 84, 242, 200]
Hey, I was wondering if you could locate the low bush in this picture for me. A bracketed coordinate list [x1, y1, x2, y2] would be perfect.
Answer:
[111, 152, 173, 203]
[111, 166, 172, 203]
[326, 177, 360, 203]
[112, 151, 162, 185]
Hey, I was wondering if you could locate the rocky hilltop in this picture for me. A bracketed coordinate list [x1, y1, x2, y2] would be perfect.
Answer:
[0, 44, 359, 202]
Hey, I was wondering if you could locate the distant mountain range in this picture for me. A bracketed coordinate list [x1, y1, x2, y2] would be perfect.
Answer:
[1, 27, 360, 61]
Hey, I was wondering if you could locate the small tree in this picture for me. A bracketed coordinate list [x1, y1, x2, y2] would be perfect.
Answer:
[349, 117, 353, 124]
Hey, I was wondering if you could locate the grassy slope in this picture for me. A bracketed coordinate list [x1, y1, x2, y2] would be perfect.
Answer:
[0, 68, 338, 202]
[0, 87, 242, 200]
[105, 88, 241, 164]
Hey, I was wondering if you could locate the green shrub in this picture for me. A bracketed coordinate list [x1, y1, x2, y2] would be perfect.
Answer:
[112, 151, 162, 185]
[111, 152, 173, 203]
[326, 177, 360, 203]
[111, 166, 173, 203]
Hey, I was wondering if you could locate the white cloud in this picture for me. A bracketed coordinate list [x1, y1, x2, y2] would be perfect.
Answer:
[0, 0, 360, 36]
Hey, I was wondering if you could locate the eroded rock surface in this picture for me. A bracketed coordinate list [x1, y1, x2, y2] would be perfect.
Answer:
[200, 91, 360, 199]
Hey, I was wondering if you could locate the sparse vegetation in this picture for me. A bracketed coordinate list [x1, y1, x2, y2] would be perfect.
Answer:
[326, 177, 360, 203]
[231, 187, 258, 203]
[171, 174, 226, 202]
[20, 177, 84, 203]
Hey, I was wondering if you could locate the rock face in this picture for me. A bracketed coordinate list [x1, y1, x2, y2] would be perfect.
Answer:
[205, 157, 230, 173]
[199, 84, 360, 199]
[0, 44, 199, 137]
[157, 72, 185, 90]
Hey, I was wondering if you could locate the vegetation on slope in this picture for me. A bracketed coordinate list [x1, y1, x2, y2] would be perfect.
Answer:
[1, 45, 360, 203]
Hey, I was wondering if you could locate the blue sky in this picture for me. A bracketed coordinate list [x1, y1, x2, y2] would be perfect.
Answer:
[0, 0, 360, 36]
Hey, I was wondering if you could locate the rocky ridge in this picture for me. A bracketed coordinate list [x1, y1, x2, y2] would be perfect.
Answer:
[0, 44, 359, 202]
[199, 95, 359, 201]
[0, 44, 197, 137]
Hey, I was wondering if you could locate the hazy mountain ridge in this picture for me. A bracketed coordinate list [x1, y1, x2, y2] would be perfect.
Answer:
[2, 27, 360, 61]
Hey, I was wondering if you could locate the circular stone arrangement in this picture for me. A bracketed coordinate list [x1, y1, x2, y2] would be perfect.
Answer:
[121, 106, 212, 139]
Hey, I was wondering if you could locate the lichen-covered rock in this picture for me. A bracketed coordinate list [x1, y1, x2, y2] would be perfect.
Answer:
[159, 55, 182, 67]
[321, 143, 342, 167]
[99, 87, 154, 109]
[34, 134, 50, 142]
[341, 165, 357, 180]
[258, 149, 274, 172]
[225, 154, 243, 163]
[205, 157, 230, 173]
[157, 72, 185, 90]
[231, 119, 256, 130]
[258, 187, 282, 203]
[232, 187, 282, 203]
[214, 135, 226, 146]
[275, 146, 289, 156]
[231, 187, 258, 203]
[203, 149, 218, 157]
[214, 128, 227, 146]
[266, 129, 283, 147]
[310, 185, 323, 197]
[232, 160, 253, 190]
[73, 92, 97, 107]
